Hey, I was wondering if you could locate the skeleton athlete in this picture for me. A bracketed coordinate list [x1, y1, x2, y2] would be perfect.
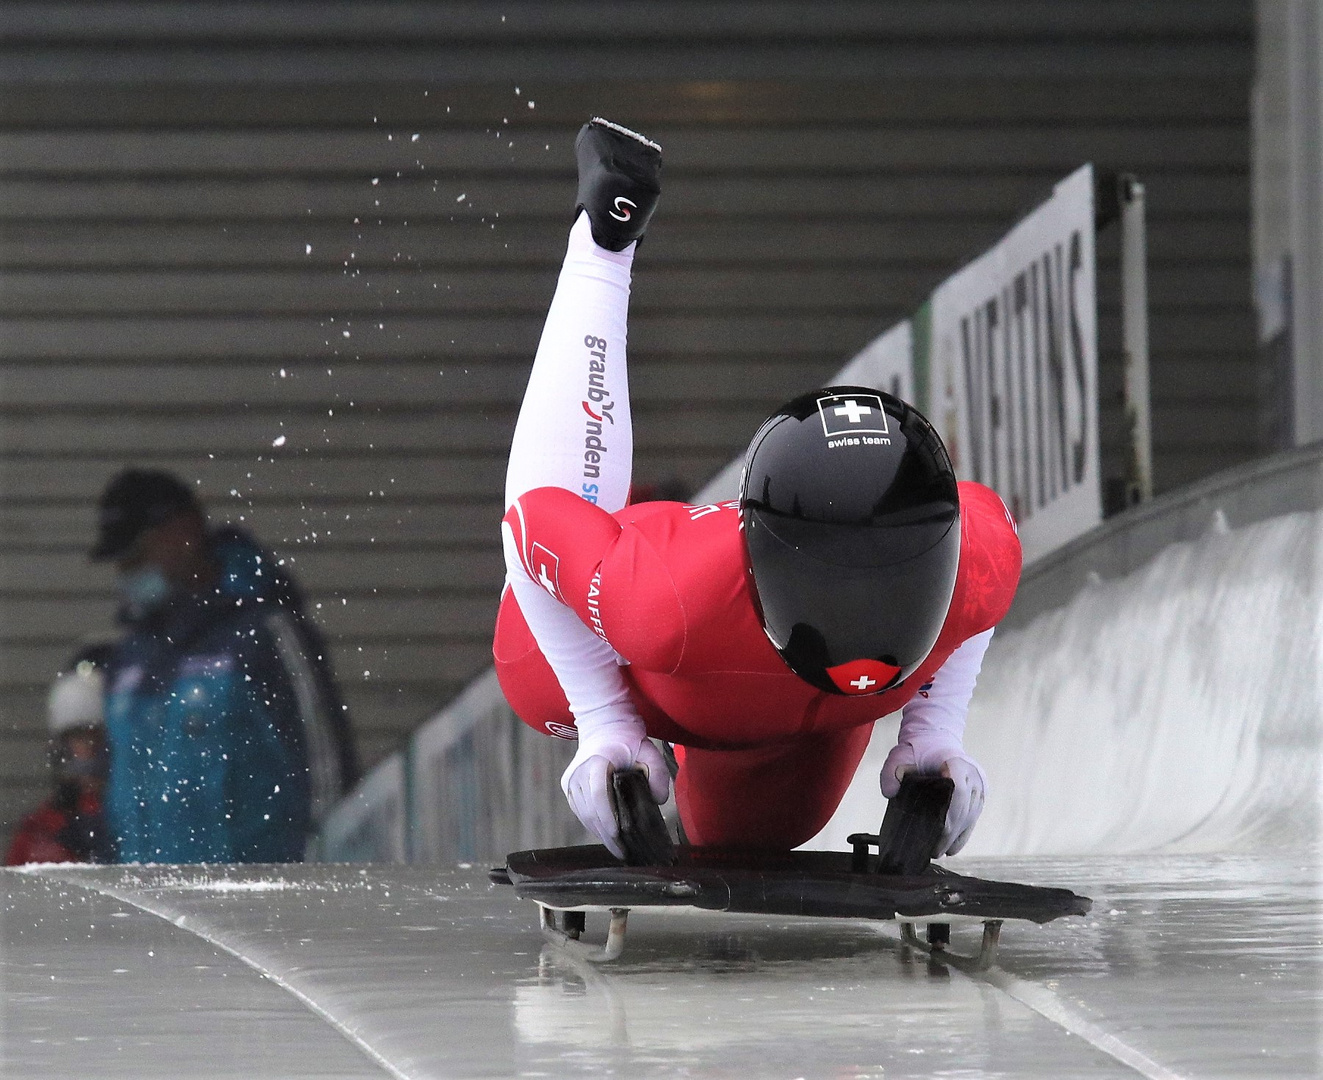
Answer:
[495, 119, 1021, 858]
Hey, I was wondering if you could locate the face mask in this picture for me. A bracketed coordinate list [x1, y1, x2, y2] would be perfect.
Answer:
[52, 731, 109, 785]
[54, 747, 108, 783]
[117, 565, 173, 618]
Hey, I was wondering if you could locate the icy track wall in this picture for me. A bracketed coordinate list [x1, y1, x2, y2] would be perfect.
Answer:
[966, 504, 1321, 856]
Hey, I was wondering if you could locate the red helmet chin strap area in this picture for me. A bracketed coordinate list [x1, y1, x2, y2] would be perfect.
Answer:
[825, 658, 903, 695]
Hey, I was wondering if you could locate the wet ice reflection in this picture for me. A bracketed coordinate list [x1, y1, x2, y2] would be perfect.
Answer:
[9, 854, 1315, 1078]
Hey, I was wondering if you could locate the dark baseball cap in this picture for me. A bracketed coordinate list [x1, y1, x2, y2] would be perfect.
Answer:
[90, 469, 202, 561]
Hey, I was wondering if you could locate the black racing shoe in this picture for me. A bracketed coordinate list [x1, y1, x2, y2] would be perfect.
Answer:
[574, 117, 662, 251]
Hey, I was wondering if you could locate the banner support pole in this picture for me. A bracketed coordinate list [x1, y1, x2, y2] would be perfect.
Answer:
[1120, 174, 1152, 503]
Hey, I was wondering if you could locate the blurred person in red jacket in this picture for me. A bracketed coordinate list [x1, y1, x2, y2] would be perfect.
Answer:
[6, 648, 115, 866]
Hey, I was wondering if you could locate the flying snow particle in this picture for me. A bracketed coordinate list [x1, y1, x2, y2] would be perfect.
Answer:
[272, 435, 287, 447]
[411, 133, 420, 142]
[456, 193, 467, 202]
[528, 101, 535, 109]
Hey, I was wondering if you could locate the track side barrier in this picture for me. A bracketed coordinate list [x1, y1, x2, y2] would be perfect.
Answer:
[320, 671, 580, 862]
[965, 443, 1323, 855]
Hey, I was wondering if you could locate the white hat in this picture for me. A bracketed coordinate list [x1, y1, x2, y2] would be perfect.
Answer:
[47, 663, 105, 736]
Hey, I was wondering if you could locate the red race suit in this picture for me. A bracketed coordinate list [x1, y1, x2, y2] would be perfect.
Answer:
[495, 481, 1021, 848]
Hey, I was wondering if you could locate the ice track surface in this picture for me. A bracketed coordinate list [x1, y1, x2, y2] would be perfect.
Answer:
[3, 851, 1317, 1080]
[0, 852, 1312, 1080]
[5, 504, 1321, 1078]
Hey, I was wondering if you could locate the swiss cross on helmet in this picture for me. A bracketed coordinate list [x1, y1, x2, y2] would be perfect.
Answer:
[739, 386, 960, 695]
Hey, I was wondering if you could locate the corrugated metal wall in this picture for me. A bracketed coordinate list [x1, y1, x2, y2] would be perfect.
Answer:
[0, 1, 1254, 851]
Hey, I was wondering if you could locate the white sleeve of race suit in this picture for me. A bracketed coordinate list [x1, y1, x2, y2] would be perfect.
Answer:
[897, 627, 994, 750]
[501, 523, 639, 732]
[503, 527, 669, 857]
[882, 627, 994, 856]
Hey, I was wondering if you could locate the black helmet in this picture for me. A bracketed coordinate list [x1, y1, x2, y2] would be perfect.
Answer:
[740, 386, 960, 696]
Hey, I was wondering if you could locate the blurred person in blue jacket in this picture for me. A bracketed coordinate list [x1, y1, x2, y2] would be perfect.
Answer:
[91, 469, 359, 863]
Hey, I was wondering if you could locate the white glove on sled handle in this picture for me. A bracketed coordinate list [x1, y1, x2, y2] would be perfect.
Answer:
[561, 715, 670, 859]
[881, 741, 986, 856]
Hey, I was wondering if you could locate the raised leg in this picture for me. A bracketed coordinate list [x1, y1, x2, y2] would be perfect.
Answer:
[504, 213, 636, 514]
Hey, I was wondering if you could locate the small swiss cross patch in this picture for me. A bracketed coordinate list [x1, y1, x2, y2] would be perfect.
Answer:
[825, 658, 902, 695]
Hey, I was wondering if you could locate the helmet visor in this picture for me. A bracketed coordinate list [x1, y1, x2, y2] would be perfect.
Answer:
[744, 507, 959, 692]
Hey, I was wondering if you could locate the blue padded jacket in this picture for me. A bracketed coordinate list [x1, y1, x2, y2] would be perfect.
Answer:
[104, 528, 357, 863]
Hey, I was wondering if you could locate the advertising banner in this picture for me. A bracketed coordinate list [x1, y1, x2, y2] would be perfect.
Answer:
[923, 165, 1100, 563]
